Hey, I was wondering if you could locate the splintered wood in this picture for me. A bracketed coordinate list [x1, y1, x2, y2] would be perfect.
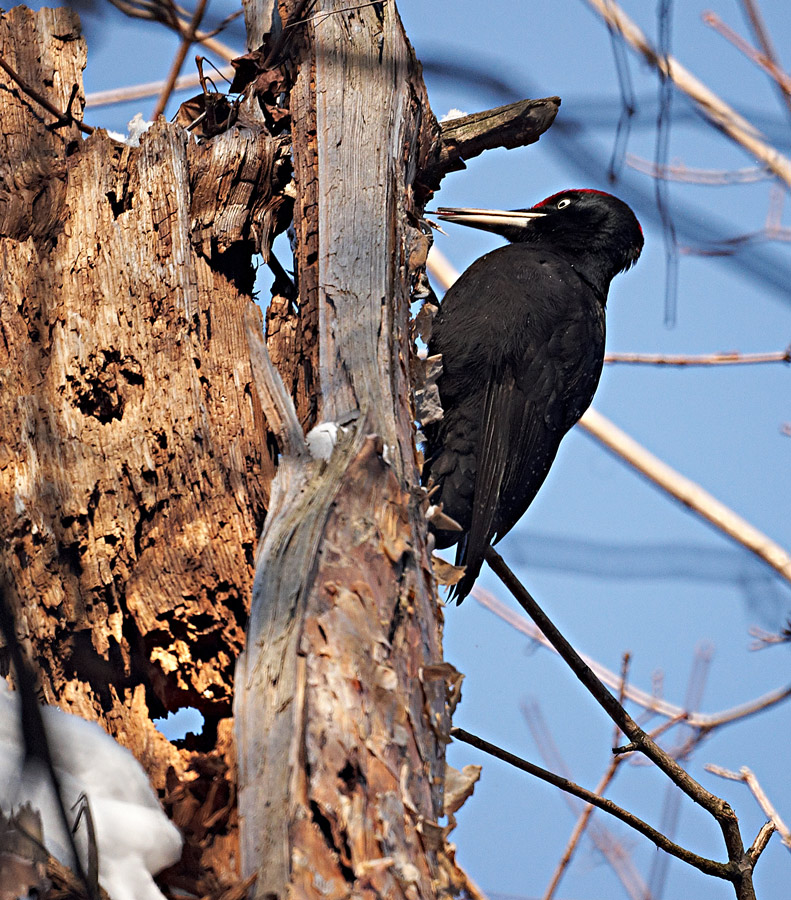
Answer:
[0, 6, 288, 890]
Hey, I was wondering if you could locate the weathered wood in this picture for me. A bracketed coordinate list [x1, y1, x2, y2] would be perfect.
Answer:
[427, 97, 561, 182]
[0, 6, 287, 891]
[234, 2, 463, 898]
[242, 0, 279, 53]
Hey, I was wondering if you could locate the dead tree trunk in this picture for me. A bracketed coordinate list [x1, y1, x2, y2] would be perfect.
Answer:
[0, 5, 286, 890]
[0, 2, 558, 897]
[233, 4, 462, 897]
[234, 4, 558, 898]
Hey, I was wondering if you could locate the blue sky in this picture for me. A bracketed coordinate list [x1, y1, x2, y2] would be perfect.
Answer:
[29, 1, 791, 897]
[400, 4, 791, 899]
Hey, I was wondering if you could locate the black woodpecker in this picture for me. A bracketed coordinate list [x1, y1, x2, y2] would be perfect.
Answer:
[422, 189, 643, 602]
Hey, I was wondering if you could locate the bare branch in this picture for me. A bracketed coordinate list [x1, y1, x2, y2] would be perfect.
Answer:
[472, 587, 791, 730]
[748, 821, 776, 864]
[749, 623, 791, 649]
[707, 765, 791, 851]
[682, 226, 791, 255]
[715, 0, 791, 131]
[429, 98, 561, 181]
[542, 751, 640, 900]
[85, 65, 235, 109]
[109, 0, 243, 45]
[484, 549, 734, 810]
[605, 347, 791, 365]
[0, 52, 93, 134]
[581, 0, 791, 188]
[152, 0, 210, 118]
[614, 651, 631, 744]
[703, 11, 791, 96]
[527, 670, 653, 900]
[543, 691, 699, 900]
[579, 407, 791, 585]
[482, 548, 764, 898]
[451, 726, 731, 880]
[626, 153, 771, 184]
[740, 0, 786, 78]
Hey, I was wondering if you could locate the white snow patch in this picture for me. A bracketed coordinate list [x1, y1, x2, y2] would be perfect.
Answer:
[306, 421, 340, 460]
[0, 680, 182, 900]
[439, 108, 468, 122]
[109, 113, 154, 146]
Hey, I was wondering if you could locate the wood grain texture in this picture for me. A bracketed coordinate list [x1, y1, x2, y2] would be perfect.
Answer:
[0, 7, 287, 890]
[2, 4, 565, 897]
[234, 2, 465, 898]
[431, 96, 561, 180]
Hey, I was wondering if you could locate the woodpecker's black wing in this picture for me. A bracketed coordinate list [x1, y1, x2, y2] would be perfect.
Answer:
[493, 299, 606, 540]
[424, 245, 606, 601]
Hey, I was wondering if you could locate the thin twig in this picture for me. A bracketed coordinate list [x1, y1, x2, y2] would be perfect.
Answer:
[539, 654, 652, 900]
[482, 547, 720, 802]
[682, 226, 791, 255]
[613, 652, 631, 745]
[647, 642, 713, 898]
[579, 407, 791, 584]
[707, 764, 791, 851]
[602, 0, 637, 181]
[738, 0, 791, 122]
[0, 52, 93, 134]
[747, 821, 776, 864]
[472, 588, 791, 731]
[451, 726, 731, 880]
[109, 0, 242, 45]
[625, 153, 770, 184]
[85, 65, 235, 109]
[544, 698, 696, 900]
[580, 0, 791, 188]
[542, 751, 642, 900]
[605, 347, 791, 365]
[483, 547, 753, 887]
[748, 624, 791, 649]
[703, 11, 791, 96]
[654, 0, 678, 325]
[152, 0, 210, 118]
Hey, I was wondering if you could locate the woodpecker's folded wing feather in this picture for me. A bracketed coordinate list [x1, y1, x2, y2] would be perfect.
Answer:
[450, 374, 510, 599]
[452, 364, 554, 600]
[495, 299, 605, 539]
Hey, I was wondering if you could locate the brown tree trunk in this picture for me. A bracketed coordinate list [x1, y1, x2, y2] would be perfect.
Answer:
[233, 3, 465, 898]
[0, 5, 286, 891]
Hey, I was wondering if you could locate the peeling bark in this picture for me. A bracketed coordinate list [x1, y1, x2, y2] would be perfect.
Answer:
[0, 6, 286, 891]
[234, 2, 463, 898]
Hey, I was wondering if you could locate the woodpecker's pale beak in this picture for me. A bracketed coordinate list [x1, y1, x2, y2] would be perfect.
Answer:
[435, 207, 546, 233]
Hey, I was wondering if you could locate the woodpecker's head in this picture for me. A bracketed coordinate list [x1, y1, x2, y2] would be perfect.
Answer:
[436, 189, 644, 279]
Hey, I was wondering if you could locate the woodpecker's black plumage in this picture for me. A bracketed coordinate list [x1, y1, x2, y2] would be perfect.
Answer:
[423, 189, 643, 601]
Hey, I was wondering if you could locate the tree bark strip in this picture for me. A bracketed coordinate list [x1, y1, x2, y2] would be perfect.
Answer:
[234, 2, 462, 898]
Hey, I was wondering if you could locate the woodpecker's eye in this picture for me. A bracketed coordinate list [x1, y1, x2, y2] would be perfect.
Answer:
[557, 198, 571, 209]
